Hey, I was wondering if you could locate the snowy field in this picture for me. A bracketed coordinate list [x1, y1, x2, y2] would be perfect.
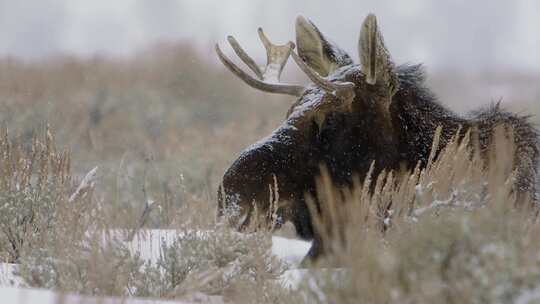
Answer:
[0, 231, 311, 304]
[0, 286, 179, 304]
[4, 230, 540, 303]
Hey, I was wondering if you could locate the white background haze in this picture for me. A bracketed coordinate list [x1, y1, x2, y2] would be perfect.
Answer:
[0, 0, 538, 71]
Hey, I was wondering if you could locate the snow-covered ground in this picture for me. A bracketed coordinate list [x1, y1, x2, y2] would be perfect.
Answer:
[0, 286, 185, 304]
[0, 232, 311, 304]
[0, 263, 20, 287]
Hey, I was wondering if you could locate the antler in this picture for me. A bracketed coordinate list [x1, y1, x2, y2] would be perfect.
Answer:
[215, 28, 304, 96]
[216, 27, 355, 100]
[290, 51, 355, 101]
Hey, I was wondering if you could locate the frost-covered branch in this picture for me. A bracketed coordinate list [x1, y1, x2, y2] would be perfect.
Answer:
[69, 166, 99, 203]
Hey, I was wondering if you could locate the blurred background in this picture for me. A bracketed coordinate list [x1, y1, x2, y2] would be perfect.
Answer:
[0, 1, 538, 225]
[0, 0, 539, 71]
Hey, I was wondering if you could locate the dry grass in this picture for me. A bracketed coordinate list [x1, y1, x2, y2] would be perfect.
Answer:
[1, 43, 540, 303]
[0, 127, 296, 303]
[0, 46, 289, 226]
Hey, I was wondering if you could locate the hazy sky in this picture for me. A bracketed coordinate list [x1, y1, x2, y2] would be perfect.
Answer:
[0, 1, 538, 71]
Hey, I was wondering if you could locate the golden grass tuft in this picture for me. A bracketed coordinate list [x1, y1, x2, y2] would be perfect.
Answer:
[301, 126, 540, 303]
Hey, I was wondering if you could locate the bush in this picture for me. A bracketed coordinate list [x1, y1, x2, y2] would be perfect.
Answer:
[19, 227, 298, 303]
[0, 126, 96, 263]
[131, 228, 289, 301]
[18, 236, 145, 295]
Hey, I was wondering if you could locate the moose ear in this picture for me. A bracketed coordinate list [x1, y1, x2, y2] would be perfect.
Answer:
[295, 16, 353, 77]
[359, 14, 399, 96]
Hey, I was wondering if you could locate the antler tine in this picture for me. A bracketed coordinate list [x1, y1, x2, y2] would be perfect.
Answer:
[215, 43, 305, 96]
[227, 36, 264, 80]
[257, 27, 295, 83]
[291, 51, 355, 100]
[257, 27, 273, 50]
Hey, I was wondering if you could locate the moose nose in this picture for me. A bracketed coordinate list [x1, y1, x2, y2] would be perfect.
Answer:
[217, 187, 253, 231]
[219, 143, 282, 226]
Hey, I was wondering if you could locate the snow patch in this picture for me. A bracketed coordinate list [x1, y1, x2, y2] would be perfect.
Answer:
[271, 236, 311, 267]
[0, 286, 186, 304]
[0, 263, 20, 287]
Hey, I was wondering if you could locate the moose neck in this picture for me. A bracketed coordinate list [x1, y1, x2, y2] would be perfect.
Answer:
[390, 65, 468, 168]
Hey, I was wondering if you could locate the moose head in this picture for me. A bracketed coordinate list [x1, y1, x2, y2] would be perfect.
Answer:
[216, 14, 405, 245]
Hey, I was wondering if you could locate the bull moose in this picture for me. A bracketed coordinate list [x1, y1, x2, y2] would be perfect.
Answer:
[215, 14, 539, 261]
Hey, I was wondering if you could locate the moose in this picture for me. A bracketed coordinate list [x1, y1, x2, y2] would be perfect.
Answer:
[215, 14, 539, 262]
